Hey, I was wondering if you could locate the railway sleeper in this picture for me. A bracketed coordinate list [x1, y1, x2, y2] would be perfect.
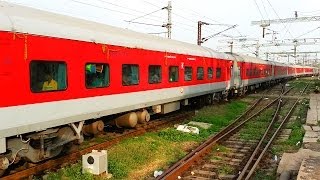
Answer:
[225, 148, 251, 153]
[192, 169, 217, 178]
[210, 159, 241, 167]
[202, 163, 218, 170]
[225, 144, 252, 150]
[224, 140, 257, 146]
[218, 174, 237, 180]
[184, 176, 215, 180]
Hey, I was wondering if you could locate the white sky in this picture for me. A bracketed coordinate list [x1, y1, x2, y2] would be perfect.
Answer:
[5, 0, 320, 64]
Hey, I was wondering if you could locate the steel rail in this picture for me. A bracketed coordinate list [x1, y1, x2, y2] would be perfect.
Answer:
[244, 99, 299, 180]
[156, 96, 281, 180]
[237, 99, 282, 180]
[157, 86, 292, 180]
[242, 84, 307, 179]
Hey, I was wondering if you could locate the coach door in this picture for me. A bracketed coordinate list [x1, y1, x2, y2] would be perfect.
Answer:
[232, 61, 242, 89]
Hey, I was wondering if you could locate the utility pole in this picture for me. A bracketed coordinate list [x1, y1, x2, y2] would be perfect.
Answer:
[164, 1, 172, 39]
[229, 41, 234, 53]
[197, 21, 209, 45]
[255, 41, 260, 57]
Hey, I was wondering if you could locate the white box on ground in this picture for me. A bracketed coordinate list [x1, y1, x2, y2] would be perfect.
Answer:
[82, 150, 108, 175]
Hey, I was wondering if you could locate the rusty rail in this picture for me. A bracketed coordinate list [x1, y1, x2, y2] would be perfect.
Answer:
[244, 99, 299, 180]
[237, 99, 282, 179]
[238, 84, 307, 179]
[156, 96, 281, 180]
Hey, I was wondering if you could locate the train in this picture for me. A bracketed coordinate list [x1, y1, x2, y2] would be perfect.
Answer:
[0, 1, 318, 173]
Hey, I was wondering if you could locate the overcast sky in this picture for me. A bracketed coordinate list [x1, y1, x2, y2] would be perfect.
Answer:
[5, 0, 320, 63]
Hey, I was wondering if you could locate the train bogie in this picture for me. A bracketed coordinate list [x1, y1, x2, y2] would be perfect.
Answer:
[0, 1, 316, 173]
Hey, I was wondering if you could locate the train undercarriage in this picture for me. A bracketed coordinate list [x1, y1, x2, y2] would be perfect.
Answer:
[0, 76, 307, 176]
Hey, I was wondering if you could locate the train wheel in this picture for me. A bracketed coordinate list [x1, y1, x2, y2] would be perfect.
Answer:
[0, 169, 5, 177]
[205, 94, 213, 105]
[195, 97, 205, 109]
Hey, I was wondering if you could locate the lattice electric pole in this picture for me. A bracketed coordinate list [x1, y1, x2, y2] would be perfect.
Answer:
[197, 21, 209, 45]
[164, 1, 172, 39]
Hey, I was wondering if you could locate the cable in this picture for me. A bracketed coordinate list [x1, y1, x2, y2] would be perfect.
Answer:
[254, 0, 265, 20]
[127, 8, 165, 22]
[71, 0, 167, 25]
[96, 0, 164, 20]
[260, 0, 270, 20]
[266, 0, 294, 39]
[126, 21, 165, 27]
[295, 26, 320, 38]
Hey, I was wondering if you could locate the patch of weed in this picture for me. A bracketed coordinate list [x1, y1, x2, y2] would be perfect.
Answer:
[46, 162, 94, 180]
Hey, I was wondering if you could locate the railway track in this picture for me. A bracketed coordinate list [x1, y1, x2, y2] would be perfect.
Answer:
[156, 86, 304, 180]
[1, 83, 302, 179]
[2, 111, 194, 180]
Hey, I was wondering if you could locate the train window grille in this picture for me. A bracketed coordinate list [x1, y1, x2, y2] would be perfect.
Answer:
[30, 61, 67, 93]
[85, 63, 110, 88]
[184, 66, 192, 81]
[169, 66, 179, 82]
[149, 65, 162, 84]
[207, 67, 213, 79]
[216, 68, 221, 78]
[122, 64, 139, 86]
[197, 67, 204, 80]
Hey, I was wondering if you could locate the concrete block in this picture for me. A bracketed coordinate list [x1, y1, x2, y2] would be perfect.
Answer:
[303, 125, 313, 131]
[304, 131, 319, 138]
[312, 126, 320, 132]
[297, 156, 320, 180]
[188, 121, 212, 129]
[306, 111, 318, 125]
[303, 137, 318, 143]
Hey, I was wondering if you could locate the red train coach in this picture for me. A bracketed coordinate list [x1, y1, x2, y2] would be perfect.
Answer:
[0, 1, 234, 168]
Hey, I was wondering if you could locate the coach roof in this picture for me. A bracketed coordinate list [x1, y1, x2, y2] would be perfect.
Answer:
[0, 1, 229, 59]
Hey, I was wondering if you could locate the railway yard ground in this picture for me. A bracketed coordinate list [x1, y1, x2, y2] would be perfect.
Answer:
[5, 77, 320, 180]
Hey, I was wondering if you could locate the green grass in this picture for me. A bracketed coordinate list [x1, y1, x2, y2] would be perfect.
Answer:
[45, 99, 251, 179]
[239, 109, 274, 140]
[253, 169, 276, 180]
[46, 163, 94, 180]
[107, 133, 187, 179]
[217, 164, 234, 175]
[271, 101, 308, 155]
[192, 100, 248, 132]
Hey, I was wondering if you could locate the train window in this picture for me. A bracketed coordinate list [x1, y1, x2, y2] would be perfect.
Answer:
[197, 67, 204, 80]
[184, 66, 192, 81]
[30, 61, 67, 92]
[207, 67, 213, 79]
[216, 68, 221, 78]
[149, 65, 162, 84]
[122, 64, 139, 86]
[85, 63, 110, 88]
[169, 66, 179, 82]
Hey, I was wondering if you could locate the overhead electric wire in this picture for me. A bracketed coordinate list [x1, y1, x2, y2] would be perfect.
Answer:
[260, 0, 270, 20]
[295, 26, 320, 38]
[71, 0, 139, 17]
[266, 0, 294, 39]
[96, 0, 164, 20]
[71, 0, 168, 23]
[127, 8, 165, 22]
[254, 0, 266, 20]
[125, 21, 165, 27]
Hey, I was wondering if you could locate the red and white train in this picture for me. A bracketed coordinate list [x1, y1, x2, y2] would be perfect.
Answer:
[0, 1, 317, 171]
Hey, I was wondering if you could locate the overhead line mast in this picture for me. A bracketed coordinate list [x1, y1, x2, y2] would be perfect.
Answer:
[251, 13, 320, 38]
